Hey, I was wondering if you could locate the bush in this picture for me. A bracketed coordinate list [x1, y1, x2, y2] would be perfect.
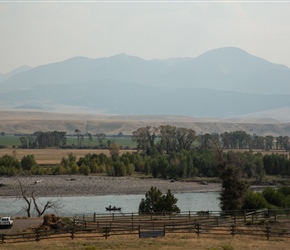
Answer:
[242, 191, 269, 210]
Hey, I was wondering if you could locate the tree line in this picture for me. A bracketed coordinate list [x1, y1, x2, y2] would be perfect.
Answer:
[11, 126, 290, 151]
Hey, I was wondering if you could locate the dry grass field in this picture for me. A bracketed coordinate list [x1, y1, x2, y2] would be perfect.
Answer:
[1, 233, 290, 250]
[0, 148, 134, 165]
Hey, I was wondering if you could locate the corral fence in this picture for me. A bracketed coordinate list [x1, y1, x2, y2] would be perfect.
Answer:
[1, 208, 290, 244]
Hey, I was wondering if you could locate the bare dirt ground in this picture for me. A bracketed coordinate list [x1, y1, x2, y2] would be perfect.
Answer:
[0, 218, 42, 234]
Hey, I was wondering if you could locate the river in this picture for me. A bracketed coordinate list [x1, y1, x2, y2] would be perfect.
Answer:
[0, 192, 220, 217]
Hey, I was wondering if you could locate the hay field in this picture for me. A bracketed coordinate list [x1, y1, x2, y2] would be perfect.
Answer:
[0, 148, 134, 165]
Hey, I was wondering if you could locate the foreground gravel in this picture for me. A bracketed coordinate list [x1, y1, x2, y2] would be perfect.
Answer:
[0, 175, 221, 197]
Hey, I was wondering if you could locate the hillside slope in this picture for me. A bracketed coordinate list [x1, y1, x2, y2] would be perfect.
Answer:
[1, 111, 290, 136]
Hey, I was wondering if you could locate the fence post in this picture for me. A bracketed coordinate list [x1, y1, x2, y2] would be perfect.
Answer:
[35, 230, 40, 242]
[0, 234, 5, 244]
[231, 224, 236, 236]
[103, 226, 110, 239]
[70, 227, 75, 240]
[113, 213, 115, 221]
[196, 223, 200, 236]
[266, 226, 271, 240]
[138, 224, 141, 238]
[93, 212, 96, 222]
[216, 217, 219, 226]
[132, 213, 134, 221]
[189, 211, 191, 219]
[73, 215, 77, 227]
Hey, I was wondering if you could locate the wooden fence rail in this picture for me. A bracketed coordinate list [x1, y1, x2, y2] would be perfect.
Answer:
[2, 223, 290, 244]
[1, 209, 290, 244]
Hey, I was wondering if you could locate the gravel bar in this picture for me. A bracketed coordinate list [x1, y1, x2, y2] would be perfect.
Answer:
[0, 175, 221, 197]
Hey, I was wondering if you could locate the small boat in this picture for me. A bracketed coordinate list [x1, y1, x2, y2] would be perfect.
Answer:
[106, 205, 122, 211]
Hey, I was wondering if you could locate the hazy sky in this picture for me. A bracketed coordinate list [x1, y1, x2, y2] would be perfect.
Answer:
[1, 1, 290, 74]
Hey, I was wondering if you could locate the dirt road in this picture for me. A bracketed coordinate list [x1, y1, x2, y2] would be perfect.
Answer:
[0, 218, 42, 234]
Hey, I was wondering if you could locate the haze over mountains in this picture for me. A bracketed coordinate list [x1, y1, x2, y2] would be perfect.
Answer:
[1, 47, 290, 122]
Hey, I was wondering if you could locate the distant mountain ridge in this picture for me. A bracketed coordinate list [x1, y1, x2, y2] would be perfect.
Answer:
[1, 47, 290, 119]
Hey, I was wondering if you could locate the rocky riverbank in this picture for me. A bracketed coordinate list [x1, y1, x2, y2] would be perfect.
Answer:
[0, 175, 221, 197]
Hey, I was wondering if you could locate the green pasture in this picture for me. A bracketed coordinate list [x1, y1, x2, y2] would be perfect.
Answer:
[0, 135, 21, 147]
[0, 135, 136, 148]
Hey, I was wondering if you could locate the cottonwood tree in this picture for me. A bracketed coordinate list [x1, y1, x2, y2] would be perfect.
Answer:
[96, 133, 106, 148]
[210, 136, 249, 211]
[87, 132, 93, 147]
[132, 126, 158, 154]
[75, 129, 81, 147]
[17, 177, 62, 217]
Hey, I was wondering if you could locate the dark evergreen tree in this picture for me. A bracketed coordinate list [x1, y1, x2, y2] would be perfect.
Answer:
[138, 186, 180, 214]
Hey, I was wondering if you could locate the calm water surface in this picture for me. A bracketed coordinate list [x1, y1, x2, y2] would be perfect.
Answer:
[0, 192, 220, 217]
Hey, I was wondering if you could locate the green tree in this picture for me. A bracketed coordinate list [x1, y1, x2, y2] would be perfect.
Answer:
[219, 164, 249, 211]
[132, 126, 158, 154]
[96, 133, 106, 148]
[242, 190, 269, 210]
[262, 187, 285, 207]
[138, 186, 180, 214]
[19, 136, 28, 148]
[21, 155, 38, 172]
[79, 164, 91, 175]
[87, 132, 93, 147]
[109, 143, 120, 156]
[211, 136, 249, 211]
[75, 129, 81, 147]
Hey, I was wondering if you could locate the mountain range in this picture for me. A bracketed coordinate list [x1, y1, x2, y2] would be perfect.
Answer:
[1, 47, 290, 121]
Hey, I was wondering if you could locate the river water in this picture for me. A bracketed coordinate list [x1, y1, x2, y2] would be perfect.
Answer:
[0, 192, 220, 217]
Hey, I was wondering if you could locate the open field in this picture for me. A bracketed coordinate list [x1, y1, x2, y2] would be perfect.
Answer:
[0, 148, 135, 165]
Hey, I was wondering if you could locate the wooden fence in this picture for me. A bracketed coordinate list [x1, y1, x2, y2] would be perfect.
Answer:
[1, 209, 290, 244]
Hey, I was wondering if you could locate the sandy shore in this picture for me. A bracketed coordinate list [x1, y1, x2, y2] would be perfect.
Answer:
[0, 175, 221, 197]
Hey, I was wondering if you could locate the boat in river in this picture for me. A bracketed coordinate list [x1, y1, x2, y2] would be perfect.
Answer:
[105, 205, 122, 211]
